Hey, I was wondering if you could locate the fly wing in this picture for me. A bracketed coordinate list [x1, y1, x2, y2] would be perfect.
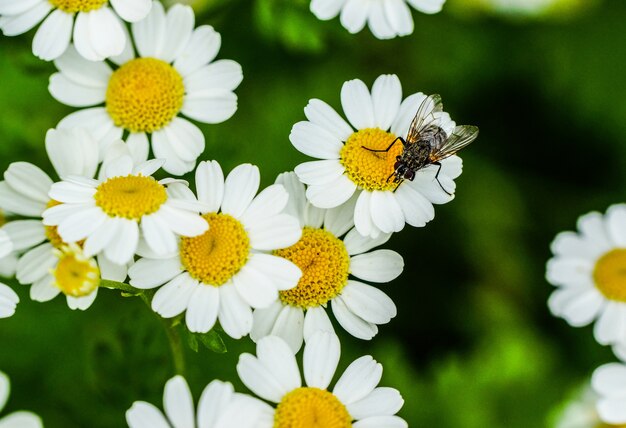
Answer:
[430, 125, 479, 160]
[406, 94, 443, 143]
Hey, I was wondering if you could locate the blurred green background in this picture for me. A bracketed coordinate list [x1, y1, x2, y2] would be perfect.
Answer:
[1, 0, 624, 426]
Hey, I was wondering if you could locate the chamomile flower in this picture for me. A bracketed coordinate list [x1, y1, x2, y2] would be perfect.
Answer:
[128, 161, 302, 338]
[0, 231, 19, 319]
[49, 1, 243, 175]
[251, 172, 402, 352]
[237, 332, 408, 428]
[0, 371, 42, 428]
[547, 204, 626, 350]
[310, 0, 445, 39]
[0, 0, 151, 61]
[126, 376, 271, 428]
[592, 363, 626, 425]
[43, 155, 209, 266]
[291, 74, 462, 238]
[554, 386, 606, 428]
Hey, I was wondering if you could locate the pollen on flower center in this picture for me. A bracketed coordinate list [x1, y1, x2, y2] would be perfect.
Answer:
[52, 245, 100, 297]
[106, 58, 185, 133]
[275, 228, 350, 309]
[593, 249, 626, 302]
[340, 128, 403, 192]
[180, 213, 250, 286]
[49, 0, 108, 13]
[94, 175, 168, 220]
[274, 387, 352, 428]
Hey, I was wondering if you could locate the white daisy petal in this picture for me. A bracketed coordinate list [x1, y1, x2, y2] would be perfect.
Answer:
[0, 283, 19, 319]
[125, 133, 150, 166]
[103, 218, 139, 264]
[182, 91, 238, 124]
[350, 249, 404, 282]
[270, 305, 305, 353]
[237, 353, 288, 404]
[74, 8, 125, 61]
[340, 280, 397, 324]
[5, 162, 52, 203]
[233, 263, 279, 310]
[294, 160, 345, 186]
[49, 181, 96, 204]
[0, 182, 46, 217]
[32, 9, 72, 61]
[407, 0, 445, 14]
[304, 98, 353, 141]
[369, 190, 405, 233]
[0, 0, 42, 15]
[131, 0, 165, 57]
[185, 60, 243, 95]
[393, 183, 435, 227]
[348, 387, 405, 420]
[141, 214, 178, 257]
[333, 355, 383, 404]
[597, 398, 626, 425]
[197, 380, 234, 428]
[290, 121, 344, 160]
[391, 92, 426, 137]
[159, 117, 206, 164]
[82, 216, 118, 258]
[606, 204, 626, 247]
[195, 160, 224, 212]
[0, 411, 44, 428]
[46, 128, 100, 179]
[332, 295, 378, 340]
[304, 331, 340, 390]
[594, 302, 626, 345]
[98, 254, 127, 282]
[256, 335, 301, 392]
[0, 371, 8, 410]
[592, 363, 626, 396]
[241, 184, 289, 226]
[323, 192, 358, 237]
[16, 243, 56, 285]
[58, 108, 123, 152]
[221, 164, 260, 219]
[110, 0, 152, 23]
[343, 227, 391, 256]
[218, 284, 253, 339]
[305, 176, 357, 209]
[153, 205, 208, 237]
[173, 25, 221, 77]
[152, 273, 197, 318]
[151, 128, 196, 176]
[340, 0, 369, 34]
[371, 74, 402, 130]
[126, 401, 170, 428]
[0, 2, 51, 36]
[251, 301, 283, 343]
[353, 415, 408, 428]
[384, 0, 414, 37]
[303, 306, 335, 342]
[185, 285, 220, 333]
[558, 288, 604, 327]
[310, 0, 345, 20]
[129, 256, 182, 289]
[2, 220, 45, 252]
[163, 376, 195, 428]
[354, 190, 374, 237]
[67, 289, 98, 311]
[341, 78, 375, 130]
[30, 275, 61, 302]
[246, 254, 302, 291]
[248, 214, 302, 251]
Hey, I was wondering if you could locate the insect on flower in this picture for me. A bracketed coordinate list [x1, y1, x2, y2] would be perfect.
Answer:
[364, 94, 479, 194]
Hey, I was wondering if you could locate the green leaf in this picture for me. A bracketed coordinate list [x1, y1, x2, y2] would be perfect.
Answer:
[197, 330, 227, 354]
[186, 331, 200, 353]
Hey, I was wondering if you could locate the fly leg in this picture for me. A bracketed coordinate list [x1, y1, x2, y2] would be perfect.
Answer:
[432, 162, 452, 196]
[362, 137, 407, 152]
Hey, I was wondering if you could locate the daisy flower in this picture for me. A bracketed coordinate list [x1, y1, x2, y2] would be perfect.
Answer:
[0, 231, 19, 318]
[43, 154, 209, 266]
[310, 0, 445, 40]
[0, 371, 42, 427]
[290, 74, 463, 238]
[49, 1, 243, 175]
[237, 332, 408, 428]
[128, 161, 302, 339]
[251, 172, 402, 352]
[0, 128, 127, 309]
[547, 204, 626, 350]
[0, 0, 151, 61]
[126, 375, 270, 428]
[592, 362, 626, 425]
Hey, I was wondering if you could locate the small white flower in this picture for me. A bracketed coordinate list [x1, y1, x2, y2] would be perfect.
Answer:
[0, 0, 151, 61]
[547, 204, 626, 350]
[126, 375, 270, 428]
[554, 385, 606, 428]
[310, 0, 445, 39]
[49, 1, 243, 175]
[0, 371, 42, 427]
[0, 231, 19, 319]
[251, 172, 402, 352]
[290, 74, 462, 238]
[43, 154, 209, 266]
[592, 362, 626, 425]
[129, 161, 302, 339]
[237, 332, 408, 428]
[0, 128, 128, 309]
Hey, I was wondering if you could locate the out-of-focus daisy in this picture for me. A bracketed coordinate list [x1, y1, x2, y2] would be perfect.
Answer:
[126, 375, 270, 428]
[554, 385, 610, 428]
[129, 161, 302, 339]
[0, 371, 42, 427]
[43, 154, 208, 266]
[0, 128, 126, 309]
[291, 74, 462, 238]
[0, 0, 151, 61]
[592, 363, 626, 425]
[49, 1, 243, 175]
[310, 0, 445, 39]
[547, 204, 626, 350]
[251, 172, 402, 352]
[237, 332, 408, 428]
[0, 231, 19, 318]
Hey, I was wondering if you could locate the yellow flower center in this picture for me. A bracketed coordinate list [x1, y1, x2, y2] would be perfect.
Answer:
[593, 249, 626, 302]
[595, 423, 626, 428]
[49, 0, 108, 13]
[94, 175, 167, 220]
[339, 128, 403, 192]
[274, 387, 352, 428]
[275, 228, 350, 309]
[106, 58, 185, 133]
[0, 210, 6, 227]
[52, 246, 100, 297]
[180, 213, 250, 286]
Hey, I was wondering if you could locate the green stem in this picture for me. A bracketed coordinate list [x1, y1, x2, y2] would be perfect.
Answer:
[101, 279, 186, 376]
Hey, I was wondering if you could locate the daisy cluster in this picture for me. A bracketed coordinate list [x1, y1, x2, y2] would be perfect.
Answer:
[0, 0, 468, 426]
[548, 205, 626, 425]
